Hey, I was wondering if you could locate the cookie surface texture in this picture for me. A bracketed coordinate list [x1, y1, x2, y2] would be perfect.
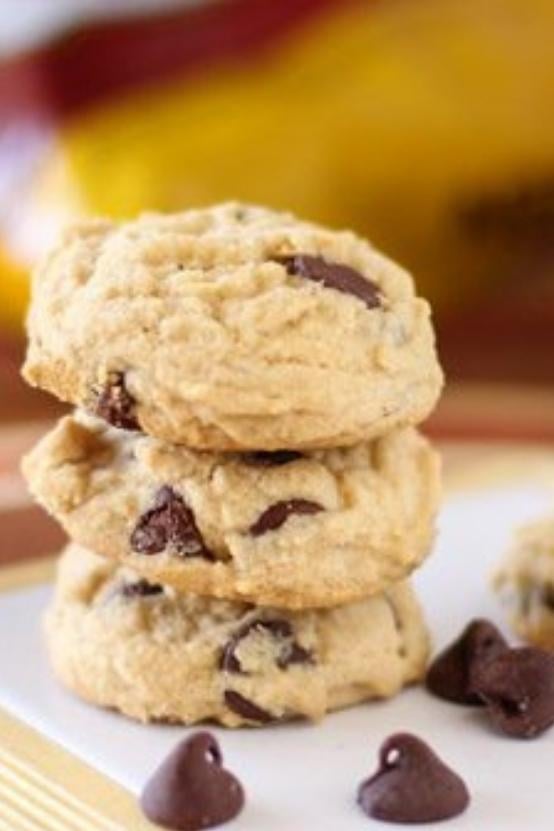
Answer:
[23, 202, 443, 450]
[45, 544, 430, 727]
[25, 413, 441, 608]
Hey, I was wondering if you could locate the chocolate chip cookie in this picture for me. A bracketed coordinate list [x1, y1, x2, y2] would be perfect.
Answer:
[494, 515, 554, 649]
[24, 412, 441, 608]
[23, 202, 443, 450]
[45, 544, 430, 726]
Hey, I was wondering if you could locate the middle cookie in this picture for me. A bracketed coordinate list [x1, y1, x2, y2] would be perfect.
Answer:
[24, 413, 441, 609]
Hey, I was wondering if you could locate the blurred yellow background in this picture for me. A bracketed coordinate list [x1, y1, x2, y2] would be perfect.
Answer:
[0, 0, 553, 566]
[2, 0, 553, 322]
[0, 0, 552, 428]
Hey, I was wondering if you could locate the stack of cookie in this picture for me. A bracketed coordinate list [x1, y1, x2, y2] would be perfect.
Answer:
[22, 203, 443, 727]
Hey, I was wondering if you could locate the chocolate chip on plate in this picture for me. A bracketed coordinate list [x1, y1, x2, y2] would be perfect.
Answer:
[94, 371, 139, 431]
[223, 690, 274, 724]
[249, 499, 323, 536]
[120, 579, 164, 598]
[275, 254, 381, 309]
[140, 732, 244, 831]
[131, 486, 215, 560]
[357, 733, 470, 824]
[220, 617, 313, 674]
[471, 647, 554, 738]
[242, 450, 304, 466]
[426, 619, 508, 705]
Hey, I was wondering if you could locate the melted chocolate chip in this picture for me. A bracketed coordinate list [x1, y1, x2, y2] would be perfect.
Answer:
[426, 619, 508, 705]
[220, 618, 313, 674]
[223, 691, 273, 724]
[131, 486, 214, 560]
[249, 499, 323, 537]
[242, 450, 304, 467]
[275, 254, 381, 309]
[94, 372, 139, 430]
[140, 732, 244, 830]
[357, 733, 470, 824]
[120, 579, 164, 598]
[471, 647, 554, 738]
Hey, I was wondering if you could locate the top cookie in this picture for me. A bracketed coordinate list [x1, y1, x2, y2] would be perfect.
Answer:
[23, 203, 443, 450]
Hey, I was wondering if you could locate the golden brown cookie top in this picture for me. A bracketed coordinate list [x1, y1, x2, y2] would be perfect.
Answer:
[23, 202, 442, 450]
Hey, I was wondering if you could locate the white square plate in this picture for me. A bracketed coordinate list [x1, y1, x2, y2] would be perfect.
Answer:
[0, 484, 552, 829]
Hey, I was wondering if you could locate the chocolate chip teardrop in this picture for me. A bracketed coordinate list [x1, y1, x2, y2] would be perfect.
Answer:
[140, 732, 244, 830]
[357, 733, 470, 824]
[472, 647, 554, 738]
[426, 619, 508, 705]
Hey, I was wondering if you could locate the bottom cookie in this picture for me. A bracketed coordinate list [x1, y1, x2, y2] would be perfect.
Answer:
[495, 515, 554, 649]
[45, 544, 430, 727]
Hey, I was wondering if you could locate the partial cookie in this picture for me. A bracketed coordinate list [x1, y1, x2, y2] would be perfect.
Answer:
[494, 515, 554, 649]
[45, 544, 430, 727]
[23, 203, 442, 450]
[24, 413, 441, 609]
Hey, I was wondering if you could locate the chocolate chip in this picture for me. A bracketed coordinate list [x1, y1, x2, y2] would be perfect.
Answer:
[249, 499, 323, 536]
[223, 690, 273, 724]
[520, 584, 554, 614]
[426, 619, 508, 705]
[120, 579, 164, 598]
[220, 618, 313, 674]
[357, 733, 470, 824]
[275, 254, 381, 309]
[94, 372, 139, 430]
[541, 586, 554, 611]
[140, 732, 244, 831]
[131, 486, 214, 560]
[242, 450, 304, 467]
[471, 647, 554, 738]
[280, 641, 314, 669]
